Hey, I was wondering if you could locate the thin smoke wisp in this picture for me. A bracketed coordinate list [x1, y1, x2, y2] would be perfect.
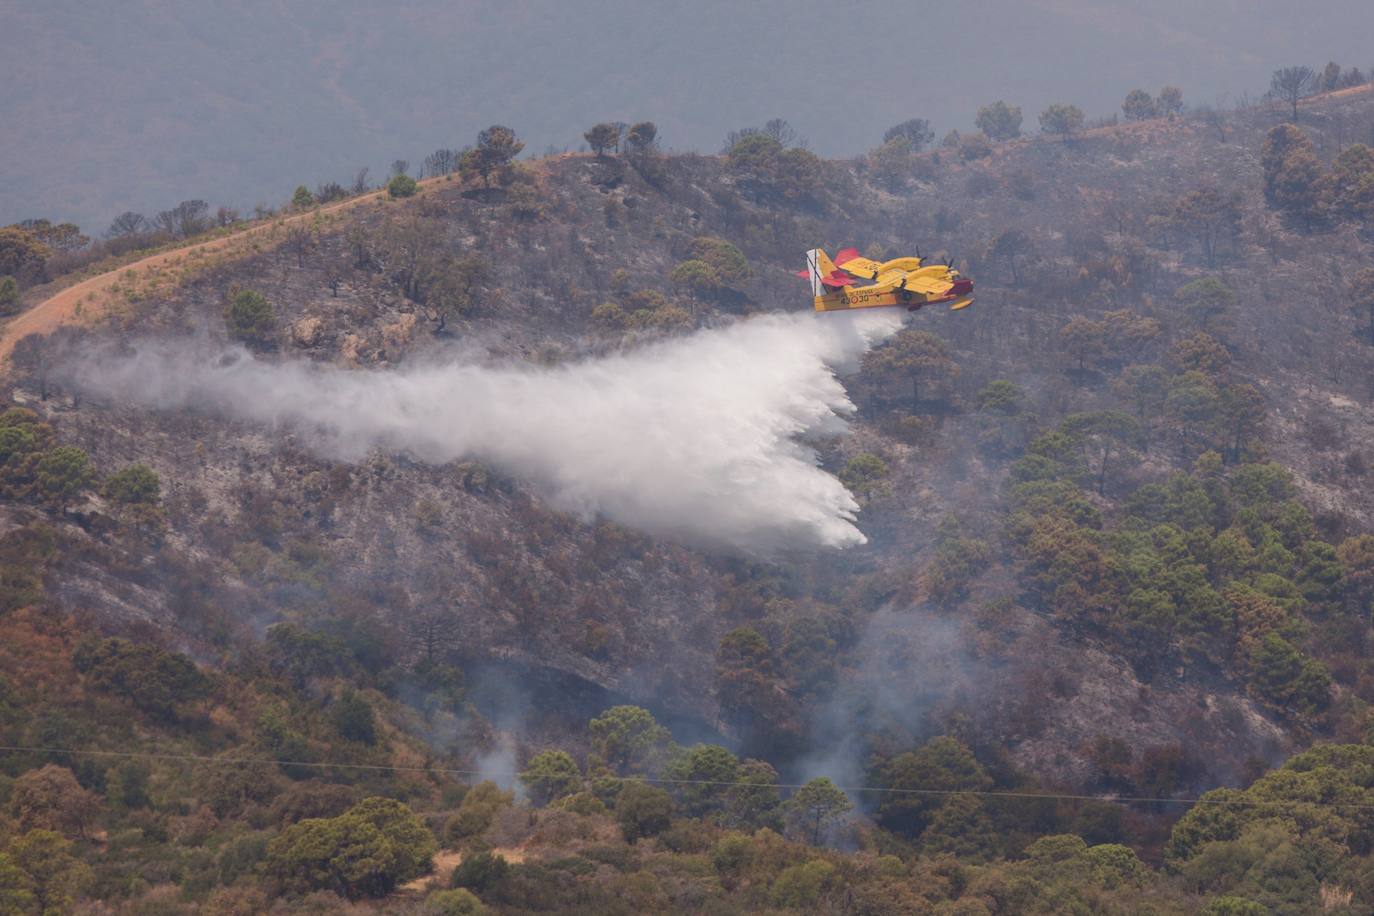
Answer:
[74, 311, 902, 554]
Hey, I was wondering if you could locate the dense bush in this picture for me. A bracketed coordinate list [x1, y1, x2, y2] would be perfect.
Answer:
[223, 288, 276, 345]
[73, 637, 209, 720]
[388, 174, 419, 198]
[266, 797, 436, 899]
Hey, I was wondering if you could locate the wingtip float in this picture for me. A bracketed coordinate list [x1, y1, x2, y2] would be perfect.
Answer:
[796, 247, 974, 313]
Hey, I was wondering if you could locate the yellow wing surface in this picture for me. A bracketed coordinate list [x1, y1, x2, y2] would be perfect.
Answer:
[811, 249, 974, 312]
[869, 264, 961, 295]
[833, 255, 885, 279]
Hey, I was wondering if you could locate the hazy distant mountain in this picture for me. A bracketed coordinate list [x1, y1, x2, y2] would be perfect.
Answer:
[6, 0, 1373, 230]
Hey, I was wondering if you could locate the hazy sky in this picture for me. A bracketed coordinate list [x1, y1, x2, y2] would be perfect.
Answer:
[5, 0, 1374, 229]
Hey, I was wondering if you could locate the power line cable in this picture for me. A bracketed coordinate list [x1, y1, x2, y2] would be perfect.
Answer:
[3, 744, 1370, 811]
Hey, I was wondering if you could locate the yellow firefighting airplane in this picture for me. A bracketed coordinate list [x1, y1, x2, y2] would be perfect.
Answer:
[798, 247, 974, 312]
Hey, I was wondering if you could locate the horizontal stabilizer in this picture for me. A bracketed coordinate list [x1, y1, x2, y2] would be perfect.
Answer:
[795, 268, 855, 287]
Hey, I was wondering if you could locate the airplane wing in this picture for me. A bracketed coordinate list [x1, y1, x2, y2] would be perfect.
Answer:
[831, 248, 885, 280]
[868, 266, 974, 302]
[803, 246, 974, 312]
[901, 273, 955, 294]
[865, 265, 951, 294]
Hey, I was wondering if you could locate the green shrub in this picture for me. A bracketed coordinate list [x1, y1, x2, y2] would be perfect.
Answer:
[330, 689, 378, 745]
[388, 174, 419, 198]
[224, 288, 276, 345]
[265, 797, 436, 899]
[104, 464, 160, 505]
[839, 453, 890, 503]
[670, 259, 716, 292]
[520, 750, 582, 806]
[0, 276, 19, 317]
[426, 888, 486, 915]
[548, 792, 604, 817]
[689, 236, 751, 287]
[34, 446, 94, 508]
[73, 637, 209, 720]
[727, 133, 784, 170]
[615, 781, 674, 842]
[445, 782, 513, 843]
[771, 860, 836, 908]
[451, 850, 509, 893]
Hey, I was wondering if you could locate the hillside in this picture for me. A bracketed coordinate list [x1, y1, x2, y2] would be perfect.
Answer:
[5, 88, 1374, 912]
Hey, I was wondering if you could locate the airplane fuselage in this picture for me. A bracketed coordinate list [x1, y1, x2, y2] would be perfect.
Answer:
[813, 286, 973, 312]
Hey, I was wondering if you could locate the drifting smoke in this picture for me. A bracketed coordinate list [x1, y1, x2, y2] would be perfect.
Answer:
[73, 311, 902, 554]
[474, 733, 523, 795]
[797, 608, 983, 793]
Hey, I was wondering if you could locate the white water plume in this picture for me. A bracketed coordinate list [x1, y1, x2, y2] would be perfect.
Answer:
[76, 310, 903, 554]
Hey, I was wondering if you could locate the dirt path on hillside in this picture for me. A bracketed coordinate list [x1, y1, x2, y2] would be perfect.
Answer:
[0, 176, 445, 369]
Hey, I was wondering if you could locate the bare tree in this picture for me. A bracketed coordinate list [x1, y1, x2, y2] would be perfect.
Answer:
[721, 127, 760, 153]
[1198, 107, 1227, 143]
[283, 224, 315, 268]
[762, 118, 800, 148]
[10, 333, 51, 400]
[423, 148, 459, 177]
[352, 167, 371, 194]
[1271, 66, 1317, 120]
[346, 223, 372, 270]
[106, 211, 148, 239]
[315, 182, 347, 203]
[1171, 186, 1241, 267]
[377, 218, 431, 300]
[408, 606, 462, 666]
[991, 229, 1033, 284]
[325, 263, 344, 297]
[155, 200, 209, 238]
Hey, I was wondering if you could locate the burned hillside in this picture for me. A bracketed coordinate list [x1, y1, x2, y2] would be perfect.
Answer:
[4, 83, 1374, 912]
